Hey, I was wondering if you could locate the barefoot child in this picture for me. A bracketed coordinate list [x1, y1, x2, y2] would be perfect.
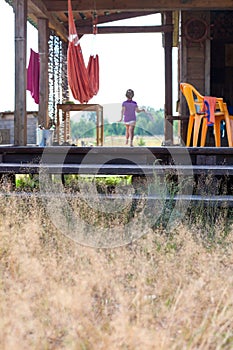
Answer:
[119, 89, 145, 147]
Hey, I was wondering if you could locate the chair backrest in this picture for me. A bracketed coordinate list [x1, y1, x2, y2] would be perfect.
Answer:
[180, 82, 225, 114]
[180, 82, 204, 116]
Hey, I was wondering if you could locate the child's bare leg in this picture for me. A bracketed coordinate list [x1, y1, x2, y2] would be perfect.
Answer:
[125, 125, 129, 144]
[129, 125, 135, 146]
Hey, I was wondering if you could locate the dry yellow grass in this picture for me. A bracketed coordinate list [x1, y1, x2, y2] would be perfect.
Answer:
[78, 135, 164, 147]
[0, 195, 233, 349]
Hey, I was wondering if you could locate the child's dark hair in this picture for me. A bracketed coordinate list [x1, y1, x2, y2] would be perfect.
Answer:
[126, 89, 134, 99]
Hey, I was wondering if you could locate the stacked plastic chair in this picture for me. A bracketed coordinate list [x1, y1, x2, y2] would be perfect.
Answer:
[180, 82, 233, 147]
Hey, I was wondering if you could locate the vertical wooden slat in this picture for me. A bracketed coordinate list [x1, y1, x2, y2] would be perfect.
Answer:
[179, 11, 188, 144]
[14, 0, 27, 145]
[179, 11, 211, 144]
[204, 12, 211, 95]
[64, 112, 67, 142]
[56, 108, 60, 143]
[164, 11, 173, 143]
[38, 18, 49, 128]
[101, 106, 104, 146]
[96, 109, 100, 146]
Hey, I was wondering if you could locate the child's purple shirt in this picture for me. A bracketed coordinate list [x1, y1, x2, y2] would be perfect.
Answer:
[122, 100, 138, 122]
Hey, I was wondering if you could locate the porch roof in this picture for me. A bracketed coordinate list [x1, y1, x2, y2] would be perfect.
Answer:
[5, 0, 233, 41]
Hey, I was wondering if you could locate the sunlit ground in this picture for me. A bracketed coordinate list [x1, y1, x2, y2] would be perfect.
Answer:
[76, 135, 164, 147]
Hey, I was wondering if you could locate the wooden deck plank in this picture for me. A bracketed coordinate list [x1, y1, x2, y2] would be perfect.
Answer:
[0, 146, 232, 170]
[0, 163, 232, 175]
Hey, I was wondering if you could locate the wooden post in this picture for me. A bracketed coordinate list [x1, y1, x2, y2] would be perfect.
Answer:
[179, 12, 188, 144]
[64, 112, 67, 142]
[56, 107, 60, 143]
[14, 0, 27, 145]
[100, 106, 104, 146]
[96, 108, 100, 146]
[164, 11, 173, 144]
[38, 18, 49, 128]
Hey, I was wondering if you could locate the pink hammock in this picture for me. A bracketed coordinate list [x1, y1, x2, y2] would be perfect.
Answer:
[67, 0, 99, 103]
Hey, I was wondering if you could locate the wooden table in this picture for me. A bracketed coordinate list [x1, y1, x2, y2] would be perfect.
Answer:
[56, 103, 104, 146]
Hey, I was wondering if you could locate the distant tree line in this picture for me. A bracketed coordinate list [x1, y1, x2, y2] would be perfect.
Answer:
[70, 107, 167, 140]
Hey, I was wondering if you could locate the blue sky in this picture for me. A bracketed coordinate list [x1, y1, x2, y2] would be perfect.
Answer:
[0, 0, 178, 116]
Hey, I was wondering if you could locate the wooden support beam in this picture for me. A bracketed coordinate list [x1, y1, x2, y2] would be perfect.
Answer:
[14, 0, 27, 146]
[28, 0, 68, 41]
[38, 18, 49, 128]
[44, 0, 233, 12]
[164, 11, 173, 143]
[76, 24, 173, 35]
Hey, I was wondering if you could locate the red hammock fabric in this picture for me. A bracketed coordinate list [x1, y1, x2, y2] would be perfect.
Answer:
[67, 0, 99, 103]
[87, 54, 99, 95]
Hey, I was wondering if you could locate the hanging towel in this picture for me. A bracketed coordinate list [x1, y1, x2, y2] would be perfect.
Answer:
[202, 96, 216, 125]
[27, 49, 40, 104]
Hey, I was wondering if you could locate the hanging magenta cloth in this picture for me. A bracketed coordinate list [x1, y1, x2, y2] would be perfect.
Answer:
[87, 54, 99, 95]
[67, 0, 95, 103]
[27, 49, 40, 104]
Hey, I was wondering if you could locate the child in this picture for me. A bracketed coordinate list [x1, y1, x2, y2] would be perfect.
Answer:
[119, 89, 145, 146]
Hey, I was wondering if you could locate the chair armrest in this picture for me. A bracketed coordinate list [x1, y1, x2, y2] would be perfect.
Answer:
[216, 98, 224, 111]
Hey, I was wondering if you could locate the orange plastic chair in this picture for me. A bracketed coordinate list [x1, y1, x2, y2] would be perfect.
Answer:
[222, 103, 233, 147]
[180, 82, 233, 147]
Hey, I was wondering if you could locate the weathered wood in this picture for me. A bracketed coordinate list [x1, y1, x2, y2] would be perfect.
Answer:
[0, 145, 233, 185]
[38, 18, 49, 128]
[14, 0, 27, 146]
[164, 12, 173, 143]
[1, 145, 232, 209]
[0, 146, 233, 161]
[75, 25, 173, 35]
[0, 146, 232, 177]
[28, 0, 68, 41]
[179, 12, 188, 144]
[204, 13, 211, 94]
[43, 0, 233, 12]
[0, 146, 232, 206]
[56, 104, 104, 145]
[179, 12, 211, 144]
[0, 163, 232, 176]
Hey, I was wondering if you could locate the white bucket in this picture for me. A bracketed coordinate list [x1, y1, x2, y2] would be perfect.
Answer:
[36, 128, 43, 146]
[43, 129, 54, 146]
[37, 129, 54, 146]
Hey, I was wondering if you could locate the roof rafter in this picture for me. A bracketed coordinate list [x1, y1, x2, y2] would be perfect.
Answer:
[43, 0, 233, 12]
[28, 0, 68, 40]
[76, 25, 172, 35]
